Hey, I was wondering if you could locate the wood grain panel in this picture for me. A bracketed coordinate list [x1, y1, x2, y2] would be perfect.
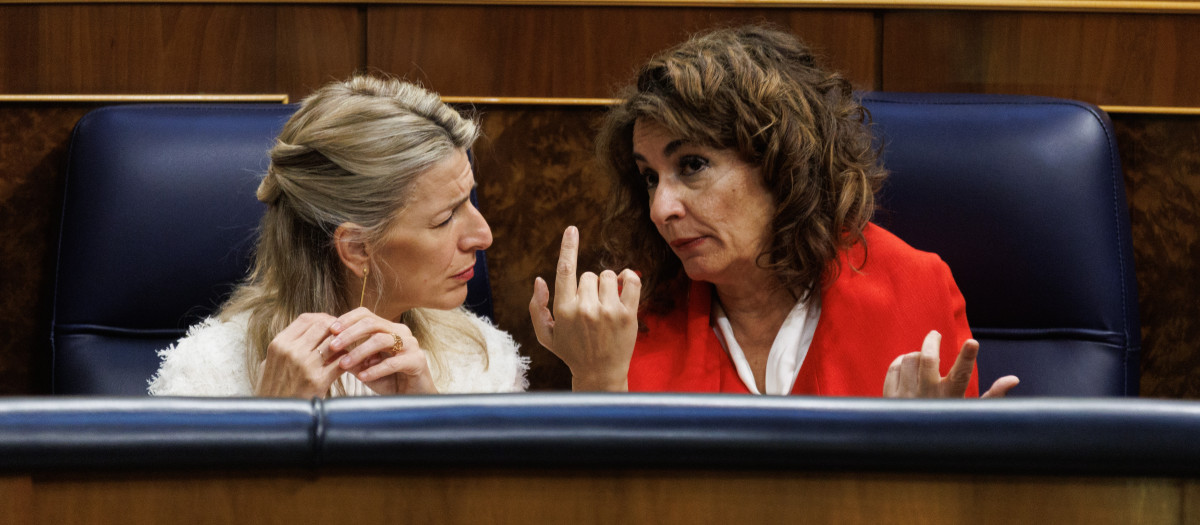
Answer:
[0, 104, 93, 395]
[881, 12, 1200, 107]
[0, 4, 361, 100]
[0, 476, 32, 524]
[1186, 480, 1200, 524]
[469, 106, 609, 389]
[274, 7, 365, 97]
[31, 470, 1183, 525]
[1112, 114, 1200, 398]
[368, 6, 879, 98]
[6, 0, 1200, 14]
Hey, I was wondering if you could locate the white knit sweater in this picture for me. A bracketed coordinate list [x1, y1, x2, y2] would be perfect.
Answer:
[147, 311, 528, 396]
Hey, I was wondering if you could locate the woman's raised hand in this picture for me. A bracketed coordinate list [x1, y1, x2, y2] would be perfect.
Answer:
[328, 307, 438, 395]
[255, 313, 349, 398]
[529, 226, 642, 391]
[883, 330, 1020, 398]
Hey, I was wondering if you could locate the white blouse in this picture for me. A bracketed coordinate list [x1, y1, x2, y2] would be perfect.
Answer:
[712, 296, 821, 395]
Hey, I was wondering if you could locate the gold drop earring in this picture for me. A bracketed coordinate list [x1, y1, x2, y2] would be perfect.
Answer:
[358, 266, 370, 309]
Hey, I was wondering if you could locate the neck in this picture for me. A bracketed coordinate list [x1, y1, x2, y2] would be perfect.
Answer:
[713, 275, 796, 346]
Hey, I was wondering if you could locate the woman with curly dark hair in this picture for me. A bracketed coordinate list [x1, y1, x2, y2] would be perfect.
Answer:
[530, 25, 1017, 397]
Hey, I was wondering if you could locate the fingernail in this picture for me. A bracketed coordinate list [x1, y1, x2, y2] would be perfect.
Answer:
[341, 356, 351, 367]
[330, 337, 342, 349]
[330, 322, 342, 333]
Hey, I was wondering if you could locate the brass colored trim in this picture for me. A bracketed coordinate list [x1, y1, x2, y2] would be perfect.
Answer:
[1099, 105, 1200, 115]
[414, 0, 1200, 14]
[7, 95, 1197, 116]
[6, 0, 1197, 15]
[442, 96, 620, 106]
[0, 94, 290, 103]
[445, 96, 1200, 116]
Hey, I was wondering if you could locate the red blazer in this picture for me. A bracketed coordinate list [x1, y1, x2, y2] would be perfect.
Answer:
[628, 224, 979, 397]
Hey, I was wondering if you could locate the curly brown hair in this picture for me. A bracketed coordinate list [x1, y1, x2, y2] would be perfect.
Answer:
[597, 25, 887, 313]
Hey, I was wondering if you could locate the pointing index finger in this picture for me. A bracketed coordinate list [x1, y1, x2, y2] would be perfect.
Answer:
[919, 330, 942, 388]
[554, 226, 580, 305]
[921, 330, 941, 361]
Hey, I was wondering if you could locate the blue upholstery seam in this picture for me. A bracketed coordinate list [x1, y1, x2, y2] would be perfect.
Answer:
[1096, 112, 1136, 396]
[1070, 103, 1135, 395]
[971, 328, 1125, 345]
[53, 324, 186, 337]
[49, 118, 88, 394]
[310, 396, 325, 470]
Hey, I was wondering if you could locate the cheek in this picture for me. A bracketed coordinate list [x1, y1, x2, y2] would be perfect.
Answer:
[428, 231, 463, 271]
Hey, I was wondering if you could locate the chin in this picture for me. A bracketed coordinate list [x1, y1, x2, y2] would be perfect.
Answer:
[681, 263, 718, 283]
[429, 289, 470, 311]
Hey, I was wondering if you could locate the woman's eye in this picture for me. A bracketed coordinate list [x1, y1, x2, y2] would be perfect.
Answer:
[642, 170, 659, 189]
[435, 212, 454, 228]
[680, 155, 708, 175]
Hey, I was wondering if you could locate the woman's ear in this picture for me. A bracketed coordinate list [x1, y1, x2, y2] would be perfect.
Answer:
[334, 222, 370, 278]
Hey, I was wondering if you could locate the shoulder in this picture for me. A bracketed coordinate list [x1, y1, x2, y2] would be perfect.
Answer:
[844, 223, 956, 284]
[147, 312, 254, 396]
[434, 310, 529, 393]
[861, 223, 946, 269]
[825, 223, 965, 313]
[824, 224, 968, 333]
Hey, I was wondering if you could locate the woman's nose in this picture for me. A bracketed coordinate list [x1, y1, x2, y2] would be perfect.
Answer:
[462, 202, 493, 252]
[648, 182, 685, 226]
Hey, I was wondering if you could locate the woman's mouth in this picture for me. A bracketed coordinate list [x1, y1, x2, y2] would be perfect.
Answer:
[452, 265, 475, 281]
[670, 236, 706, 250]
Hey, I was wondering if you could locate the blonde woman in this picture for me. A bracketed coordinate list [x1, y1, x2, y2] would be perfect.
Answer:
[149, 75, 528, 397]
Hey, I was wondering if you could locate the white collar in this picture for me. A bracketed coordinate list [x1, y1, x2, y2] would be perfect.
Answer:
[712, 294, 821, 395]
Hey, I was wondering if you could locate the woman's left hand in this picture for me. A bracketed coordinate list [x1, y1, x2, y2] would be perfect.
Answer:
[328, 307, 439, 395]
[883, 330, 1019, 398]
[529, 226, 642, 392]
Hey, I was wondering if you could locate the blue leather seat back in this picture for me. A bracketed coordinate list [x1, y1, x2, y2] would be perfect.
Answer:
[862, 93, 1140, 396]
[51, 104, 494, 395]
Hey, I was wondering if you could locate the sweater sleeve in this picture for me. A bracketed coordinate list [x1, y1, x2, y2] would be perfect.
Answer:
[146, 316, 256, 396]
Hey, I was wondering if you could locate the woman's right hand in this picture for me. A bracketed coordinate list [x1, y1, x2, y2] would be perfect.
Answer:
[255, 313, 347, 398]
[882, 330, 1020, 398]
[529, 226, 642, 391]
[327, 307, 438, 396]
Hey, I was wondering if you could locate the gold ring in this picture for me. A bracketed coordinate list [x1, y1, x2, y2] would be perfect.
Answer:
[391, 333, 404, 356]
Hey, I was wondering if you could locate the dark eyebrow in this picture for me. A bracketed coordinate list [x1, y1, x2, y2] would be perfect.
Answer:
[662, 139, 686, 157]
[632, 139, 689, 163]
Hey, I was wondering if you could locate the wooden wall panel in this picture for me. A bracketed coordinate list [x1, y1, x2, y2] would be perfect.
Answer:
[881, 12, 1200, 107]
[0, 4, 362, 100]
[0, 476, 32, 524]
[29, 470, 1186, 525]
[368, 6, 879, 98]
[1187, 480, 1200, 524]
[0, 105, 93, 395]
[470, 106, 610, 389]
[1112, 114, 1200, 398]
